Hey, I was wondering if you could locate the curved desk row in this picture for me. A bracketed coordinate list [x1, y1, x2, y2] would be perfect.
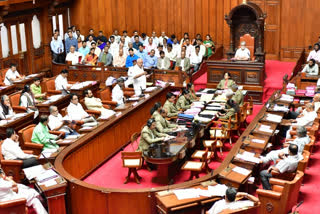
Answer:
[53, 80, 276, 214]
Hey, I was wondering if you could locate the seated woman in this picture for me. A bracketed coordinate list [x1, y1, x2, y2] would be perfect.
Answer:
[301, 59, 319, 75]
[151, 102, 177, 133]
[207, 187, 258, 214]
[0, 95, 14, 119]
[84, 48, 98, 65]
[176, 89, 192, 110]
[217, 72, 235, 90]
[234, 41, 250, 61]
[186, 83, 199, 102]
[19, 85, 39, 119]
[163, 92, 181, 118]
[30, 77, 47, 103]
[217, 93, 240, 121]
[136, 118, 168, 153]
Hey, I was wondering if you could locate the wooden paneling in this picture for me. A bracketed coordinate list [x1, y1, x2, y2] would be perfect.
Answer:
[70, 0, 320, 61]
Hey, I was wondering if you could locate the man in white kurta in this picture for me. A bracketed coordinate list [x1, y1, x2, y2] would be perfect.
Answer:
[4, 64, 24, 86]
[0, 174, 47, 214]
[84, 89, 115, 118]
[112, 78, 125, 105]
[67, 94, 98, 127]
[129, 58, 148, 95]
[55, 70, 73, 94]
[234, 41, 251, 61]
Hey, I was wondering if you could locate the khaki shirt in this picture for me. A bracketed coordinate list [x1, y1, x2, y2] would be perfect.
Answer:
[137, 126, 167, 152]
[152, 111, 177, 133]
[217, 79, 235, 89]
[163, 100, 179, 117]
[232, 90, 244, 106]
[176, 95, 191, 110]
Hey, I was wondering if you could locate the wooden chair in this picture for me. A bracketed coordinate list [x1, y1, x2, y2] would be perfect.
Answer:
[245, 96, 253, 116]
[181, 155, 206, 180]
[121, 151, 143, 184]
[98, 87, 119, 109]
[205, 201, 260, 214]
[18, 124, 44, 155]
[130, 132, 140, 151]
[43, 78, 61, 96]
[202, 139, 222, 161]
[190, 148, 212, 174]
[240, 102, 248, 128]
[79, 98, 103, 117]
[8, 91, 26, 113]
[0, 198, 28, 214]
[209, 117, 232, 152]
[257, 171, 304, 214]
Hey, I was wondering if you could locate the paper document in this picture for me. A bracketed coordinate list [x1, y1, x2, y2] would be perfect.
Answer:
[236, 153, 260, 164]
[207, 184, 228, 197]
[232, 166, 251, 176]
[173, 189, 200, 200]
[36, 169, 59, 183]
[252, 138, 265, 144]
[200, 94, 214, 102]
[265, 113, 282, 123]
[144, 87, 157, 92]
[23, 165, 46, 180]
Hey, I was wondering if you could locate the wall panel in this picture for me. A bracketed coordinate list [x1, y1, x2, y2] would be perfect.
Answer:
[70, 0, 320, 61]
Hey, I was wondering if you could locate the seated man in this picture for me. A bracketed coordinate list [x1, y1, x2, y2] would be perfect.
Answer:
[48, 106, 79, 137]
[136, 118, 168, 153]
[20, 85, 39, 119]
[65, 45, 84, 65]
[261, 126, 308, 165]
[112, 78, 125, 106]
[2, 128, 38, 168]
[175, 51, 191, 72]
[135, 44, 148, 62]
[98, 46, 113, 66]
[157, 51, 170, 70]
[208, 187, 258, 214]
[301, 59, 319, 75]
[234, 41, 250, 61]
[113, 49, 126, 67]
[31, 115, 60, 151]
[190, 45, 203, 72]
[286, 103, 317, 139]
[176, 89, 192, 110]
[0, 170, 48, 214]
[30, 77, 46, 103]
[55, 69, 73, 94]
[144, 49, 158, 69]
[84, 89, 115, 118]
[260, 144, 300, 190]
[154, 108, 177, 133]
[0, 95, 15, 119]
[307, 43, 320, 63]
[163, 92, 181, 117]
[4, 63, 25, 86]
[231, 84, 244, 106]
[67, 94, 98, 127]
[125, 48, 139, 68]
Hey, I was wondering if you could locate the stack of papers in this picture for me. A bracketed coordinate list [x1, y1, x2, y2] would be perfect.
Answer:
[265, 113, 282, 123]
[36, 169, 58, 183]
[251, 138, 265, 144]
[48, 94, 63, 102]
[279, 94, 294, 102]
[144, 87, 157, 92]
[273, 105, 289, 112]
[232, 166, 251, 176]
[23, 165, 47, 180]
[200, 94, 214, 102]
[236, 151, 260, 164]
[70, 81, 94, 89]
[172, 184, 228, 200]
[258, 124, 273, 133]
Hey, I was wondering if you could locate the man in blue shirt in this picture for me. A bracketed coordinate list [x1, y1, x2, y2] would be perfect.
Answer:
[144, 49, 157, 69]
[167, 34, 175, 45]
[50, 33, 64, 62]
[125, 48, 139, 67]
[65, 31, 78, 53]
[135, 44, 147, 62]
[132, 35, 143, 50]
[78, 41, 90, 57]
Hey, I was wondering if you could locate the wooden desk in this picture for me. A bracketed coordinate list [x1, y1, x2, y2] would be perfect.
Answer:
[0, 113, 34, 139]
[0, 85, 16, 96]
[70, 81, 100, 98]
[206, 60, 265, 103]
[242, 135, 269, 154]
[155, 184, 221, 214]
[36, 95, 70, 114]
[233, 149, 261, 170]
[12, 72, 45, 89]
[218, 163, 252, 189]
[251, 122, 277, 137]
[295, 73, 319, 89]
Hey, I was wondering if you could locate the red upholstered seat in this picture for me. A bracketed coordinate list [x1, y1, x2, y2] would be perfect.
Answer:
[239, 34, 254, 61]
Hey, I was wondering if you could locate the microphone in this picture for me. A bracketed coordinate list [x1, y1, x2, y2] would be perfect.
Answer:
[292, 201, 303, 214]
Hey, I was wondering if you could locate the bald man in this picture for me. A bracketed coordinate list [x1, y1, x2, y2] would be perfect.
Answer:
[128, 58, 150, 95]
[234, 41, 250, 61]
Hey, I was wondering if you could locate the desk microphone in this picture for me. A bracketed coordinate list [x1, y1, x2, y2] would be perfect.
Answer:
[292, 201, 303, 214]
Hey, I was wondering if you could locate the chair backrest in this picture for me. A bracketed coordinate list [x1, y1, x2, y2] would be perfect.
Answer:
[0, 198, 27, 214]
[9, 91, 21, 107]
[297, 150, 310, 173]
[18, 124, 36, 146]
[240, 103, 248, 123]
[45, 79, 56, 91]
[239, 34, 254, 60]
[130, 132, 140, 151]
[99, 87, 112, 101]
[283, 171, 304, 213]
[247, 96, 253, 115]
[200, 149, 209, 162]
[121, 151, 143, 168]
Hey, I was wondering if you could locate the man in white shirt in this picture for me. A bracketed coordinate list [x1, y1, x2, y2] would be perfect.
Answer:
[76, 29, 85, 41]
[48, 106, 79, 137]
[184, 38, 195, 58]
[286, 103, 317, 138]
[109, 36, 119, 57]
[1, 128, 38, 168]
[190, 46, 203, 72]
[20, 85, 39, 119]
[307, 43, 320, 63]
[260, 144, 300, 190]
[4, 64, 24, 86]
[196, 39, 206, 57]
[208, 187, 258, 214]
[165, 44, 177, 64]
[84, 89, 115, 118]
[129, 58, 150, 95]
[172, 38, 181, 58]
[158, 31, 169, 46]
[122, 30, 131, 48]
[65, 46, 84, 65]
[111, 29, 121, 44]
[55, 69, 73, 94]
[67, 94, 97, 127]
[86, 35, 95, 48]
[0, 172, 48, 214]
[112, 78, 125, 106]
[157, 51, 171, 70]
[113, 49, 127, 67]
[145, 37, 157, 54]
[91, 42, 101, 56]
[234, 41, 251, 61]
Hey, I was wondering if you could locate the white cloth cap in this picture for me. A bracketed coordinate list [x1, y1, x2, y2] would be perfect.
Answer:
[105, 76, 117, 86]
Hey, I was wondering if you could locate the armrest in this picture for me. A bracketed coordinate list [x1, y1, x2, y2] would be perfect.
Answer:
[124, 91, 135, 97]
[0, 198, 26, 208]
[102, 104, 111, 109]
[85, 110, 101, 116]
[47, 90, 62, 95]
[24, 142, 44, 150]
[22, 150, 34, 154]
[256, 189, 282, 200]
[12, 106, 27, 112]
[102, 100, 118, 106]
[269, 178, 286, 186]
[0, 160, 23, 165]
